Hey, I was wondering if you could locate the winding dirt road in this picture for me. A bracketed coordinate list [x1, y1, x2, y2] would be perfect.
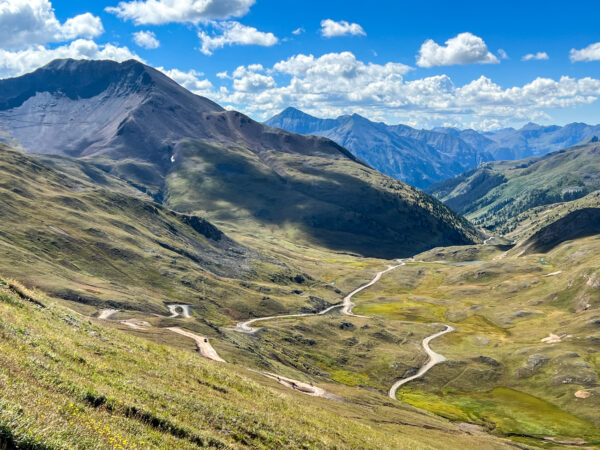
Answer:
[167, 327, 226, 362]
[97, 259, 454, 400]
[231, 262, 405, 333]
[388, 324, 455, 399]
[231, 306, 342, 334]
[230, 259, 453, 399]
[341, 262, 404, 316]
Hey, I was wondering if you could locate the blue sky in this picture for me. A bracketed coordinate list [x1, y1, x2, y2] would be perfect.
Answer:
[2, 0, 600, 129]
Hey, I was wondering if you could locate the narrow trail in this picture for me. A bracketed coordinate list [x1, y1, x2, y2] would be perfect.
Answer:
[121, 319, 151, 329]
[341, 262, 404, 316]
[95, 309, 224, 362]
[256, 371, 329, 398]
[230, 305, 342, 334]
[388, 324, 455, 399]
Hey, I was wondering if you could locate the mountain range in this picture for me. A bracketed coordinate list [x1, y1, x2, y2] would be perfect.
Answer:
[266, 107, 493, 189]
[267, 107, 600, 189]
[0, 59, 480, 258]
[436, 122, 600, 160]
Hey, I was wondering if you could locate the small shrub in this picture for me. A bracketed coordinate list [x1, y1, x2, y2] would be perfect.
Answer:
[0, 291, 23, 308]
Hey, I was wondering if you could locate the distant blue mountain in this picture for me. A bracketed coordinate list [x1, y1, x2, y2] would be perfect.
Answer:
[267, 108, 600, 188]
[435, 122, 600, 160]
[266, 108, 492, 189]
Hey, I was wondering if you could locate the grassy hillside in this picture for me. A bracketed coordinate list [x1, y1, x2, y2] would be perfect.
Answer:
[163, 139, 481, 259]
[522, 207, 600, 253]
[428, 139, 600, 234]
[0, 144, 374, 328]
[340, 237, 600, 447]
[0, 279, 519, 449]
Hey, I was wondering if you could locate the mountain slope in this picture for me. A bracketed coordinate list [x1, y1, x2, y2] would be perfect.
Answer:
[0, 143, 288, 317]
[0, 281, 517, 449]
[523, 207, 600, 253]
[266, 107, 492, 189]
[0, 59, 481, 257]
[428, 138, 600, 233]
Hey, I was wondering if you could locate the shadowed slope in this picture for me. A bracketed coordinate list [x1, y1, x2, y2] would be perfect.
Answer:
[0, 59, 481, 257]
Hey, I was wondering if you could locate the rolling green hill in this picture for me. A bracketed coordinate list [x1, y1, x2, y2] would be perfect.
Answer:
[428, 138, 600, 234]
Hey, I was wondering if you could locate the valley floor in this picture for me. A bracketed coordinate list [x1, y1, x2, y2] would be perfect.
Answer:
[2, 233, 599, 448]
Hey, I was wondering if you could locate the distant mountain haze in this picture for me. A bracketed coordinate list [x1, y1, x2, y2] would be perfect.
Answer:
[267, 108, 600, 189]
[436, 122, 600, 160]
[266, 107, 493, 189]
[0, 59, 482, 257]
[428, 137, 600, 234]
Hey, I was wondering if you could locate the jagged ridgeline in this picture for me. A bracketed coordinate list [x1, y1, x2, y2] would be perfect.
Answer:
[0, 59, 481, 257]
[266, 107, 493, 189]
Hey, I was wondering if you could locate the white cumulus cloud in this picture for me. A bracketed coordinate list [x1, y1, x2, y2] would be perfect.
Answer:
[158, 67, 213, 92]
[522, 51, 549, 61]
[570, 42, 600, 62]
[133, 30, 160, 49]
[416, 32, 499, 68]
[106, 0, 255, 25]
[0, 0, 103, 49]
[320, 19, 366, 38]
[0, 39, 140, 79]
[198, 51, 600, 129]
[198, 21, 277, 55]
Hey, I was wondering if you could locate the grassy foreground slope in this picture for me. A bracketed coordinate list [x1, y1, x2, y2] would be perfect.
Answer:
[428, 138, 600, 234]
[0, 280, 516, 449]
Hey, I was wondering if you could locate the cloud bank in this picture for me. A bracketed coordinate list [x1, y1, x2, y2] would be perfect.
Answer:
[171, 51, 600, 129]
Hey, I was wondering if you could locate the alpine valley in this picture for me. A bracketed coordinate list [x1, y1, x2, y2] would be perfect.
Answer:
[0, 58, 599, 450]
